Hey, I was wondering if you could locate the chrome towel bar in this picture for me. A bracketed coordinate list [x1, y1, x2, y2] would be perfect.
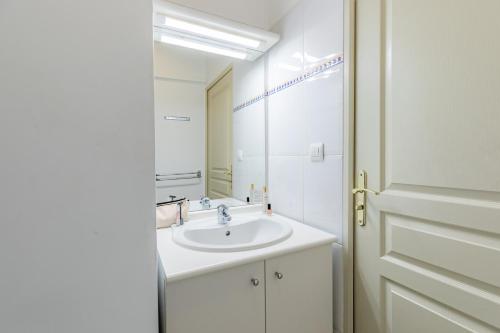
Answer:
[156, 170, 202, 181]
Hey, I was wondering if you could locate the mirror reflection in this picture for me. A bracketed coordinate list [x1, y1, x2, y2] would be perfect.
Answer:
[154, 42, 267, 212]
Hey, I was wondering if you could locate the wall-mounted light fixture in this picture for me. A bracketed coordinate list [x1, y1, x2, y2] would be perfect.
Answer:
[153, 2, 279, 61]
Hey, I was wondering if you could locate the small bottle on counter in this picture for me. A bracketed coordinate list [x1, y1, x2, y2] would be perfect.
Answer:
[266, 203, 272, 216]
[262, 186, 268, 213]
[249, 184, 255, 204]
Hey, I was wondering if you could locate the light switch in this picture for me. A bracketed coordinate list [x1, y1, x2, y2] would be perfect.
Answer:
[310, 143, 324, 162]
[237, 149, 244, 161]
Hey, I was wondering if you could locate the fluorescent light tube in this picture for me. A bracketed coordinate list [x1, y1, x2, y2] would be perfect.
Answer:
[163, 16, 261, 49]
[160, 35, 247, 60]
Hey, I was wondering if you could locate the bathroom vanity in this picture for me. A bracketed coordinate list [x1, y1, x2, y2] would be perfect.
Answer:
[157, 206, 336, 333]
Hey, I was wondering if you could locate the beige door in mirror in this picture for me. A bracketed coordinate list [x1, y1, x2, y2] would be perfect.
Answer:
[207, 70, 233, 199]
[355, 0, 500, 332]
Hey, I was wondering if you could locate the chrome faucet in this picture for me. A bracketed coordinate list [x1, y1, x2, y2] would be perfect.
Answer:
[217, 204, 232, 225]
[176, 200, 185, 226]
[200, 196, 211, 209]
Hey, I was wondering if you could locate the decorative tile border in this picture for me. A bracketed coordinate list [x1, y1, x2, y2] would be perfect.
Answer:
[233, 54, 344, 112]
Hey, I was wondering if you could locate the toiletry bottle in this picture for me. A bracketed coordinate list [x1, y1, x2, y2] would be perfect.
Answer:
[262, 186, 268, 213]
[267, 203, 272, 216]
[249, 184, 255, 204]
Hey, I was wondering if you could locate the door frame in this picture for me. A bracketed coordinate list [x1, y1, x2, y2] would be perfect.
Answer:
[343, 0, 356, 332]
[205, 65, 233, 196]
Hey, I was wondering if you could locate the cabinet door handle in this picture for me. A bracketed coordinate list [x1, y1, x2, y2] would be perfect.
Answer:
[274, 272, 284, 280]
[251, 278, 260, 287]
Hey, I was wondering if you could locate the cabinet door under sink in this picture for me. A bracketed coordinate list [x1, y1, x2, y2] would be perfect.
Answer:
[165, 261, 265, 333]
[265, 245, 333, 333]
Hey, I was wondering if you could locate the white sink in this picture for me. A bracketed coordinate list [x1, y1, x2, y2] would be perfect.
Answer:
[172, 216, 293, 252]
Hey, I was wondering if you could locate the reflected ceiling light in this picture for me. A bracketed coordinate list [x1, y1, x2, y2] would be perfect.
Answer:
[160, 35, 247, 60]
[153, 3, 279, 61]
[162, 17, 261, 49]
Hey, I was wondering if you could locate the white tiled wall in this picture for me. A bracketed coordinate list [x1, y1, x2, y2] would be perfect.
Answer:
[267, 1, 344, 330]
[233, 0, 345, 330]
[267, 0, 344, 240]
[303, 0, 344, 70]
[267, 4, 304, 88]
[232, 58, 267, 201]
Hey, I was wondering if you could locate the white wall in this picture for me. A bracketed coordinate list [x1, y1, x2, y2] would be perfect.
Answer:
[230, 0, 345, 331]
[0, 1, 157, 332]
[206, 55, 233, 85]
[232, 58, 267, 201]
[267, 1, 344, 331]
[267, 0, 344, 238]
[154, 43, 207, 202]
[268, 0, 302, 27]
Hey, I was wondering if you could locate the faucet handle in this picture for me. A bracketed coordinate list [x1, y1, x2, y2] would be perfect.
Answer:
[217, 203, 229, 212]
[217, 204, 231, 225]
[176, 200, 185, 226]
[200, 196, 211, 207]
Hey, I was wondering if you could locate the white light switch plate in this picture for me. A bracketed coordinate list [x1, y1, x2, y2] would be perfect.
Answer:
[310, 142, 324, 162]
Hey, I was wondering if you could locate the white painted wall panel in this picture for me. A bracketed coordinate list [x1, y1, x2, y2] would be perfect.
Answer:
[154, 42, 207, 82]
[0, 0, 157, 332]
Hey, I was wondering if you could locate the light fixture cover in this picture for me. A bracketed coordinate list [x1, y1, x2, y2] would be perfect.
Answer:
[153, 3, 279, 61]
[160, 34, 248, 60]
[162, 16, 261, 49]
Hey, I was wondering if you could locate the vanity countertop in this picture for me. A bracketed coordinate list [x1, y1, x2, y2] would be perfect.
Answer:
[157, 206, 337, 282]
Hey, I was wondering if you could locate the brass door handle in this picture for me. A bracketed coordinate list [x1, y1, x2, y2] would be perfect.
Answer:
[352, 188, 379, 195]
[353, 170, 380, 226]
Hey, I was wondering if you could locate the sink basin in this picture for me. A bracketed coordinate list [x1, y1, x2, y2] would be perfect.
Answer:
[172, 216, 293, 252]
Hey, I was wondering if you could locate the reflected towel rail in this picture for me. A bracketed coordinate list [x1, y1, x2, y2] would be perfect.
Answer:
[156, 170, 202, 181]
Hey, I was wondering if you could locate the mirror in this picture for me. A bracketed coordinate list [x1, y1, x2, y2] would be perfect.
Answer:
[154, 42, 267, 211]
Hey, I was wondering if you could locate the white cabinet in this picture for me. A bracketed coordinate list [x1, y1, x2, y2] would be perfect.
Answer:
[265, 245, 333, 333]
[161, 245, 332, 333]
[164, 261, 265, 333]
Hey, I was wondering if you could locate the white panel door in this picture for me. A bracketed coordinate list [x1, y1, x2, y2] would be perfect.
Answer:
[355, 0, 500, 332]
[266, 246, 333, 333]
[165, 261, 265, 333]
